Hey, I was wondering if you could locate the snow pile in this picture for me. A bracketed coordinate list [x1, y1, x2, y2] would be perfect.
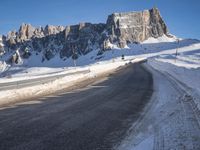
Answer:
[0, 67, 86, 83]
[0, 71, 87, 105]
[148, 49, 200, 109]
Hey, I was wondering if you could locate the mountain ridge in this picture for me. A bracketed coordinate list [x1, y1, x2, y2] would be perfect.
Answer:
[0, 7, 170, 64]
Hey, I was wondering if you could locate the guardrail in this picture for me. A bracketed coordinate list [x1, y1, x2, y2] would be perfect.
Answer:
[0, 69, 90, 91]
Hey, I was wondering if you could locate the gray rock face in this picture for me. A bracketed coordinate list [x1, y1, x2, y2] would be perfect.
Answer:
[44, 25, 65, 36]
[18, 23, 35, 41]
[1, 8, 170, 63]
[0, 35, 4, 55]
[61, 23, 106, 58]
[106, 7, 169, 48]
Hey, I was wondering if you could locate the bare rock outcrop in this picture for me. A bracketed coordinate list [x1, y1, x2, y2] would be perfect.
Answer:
[18, 23, 35, 41]
[44, 25, 65, 36]
[106, 7, 168, 48]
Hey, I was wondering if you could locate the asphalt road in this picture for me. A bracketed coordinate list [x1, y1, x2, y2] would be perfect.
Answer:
[0, 69, 90, 91]
[0, 63, 153, 150]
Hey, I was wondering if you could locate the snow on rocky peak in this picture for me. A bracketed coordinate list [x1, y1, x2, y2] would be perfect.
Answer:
[0, 7, 170, 67]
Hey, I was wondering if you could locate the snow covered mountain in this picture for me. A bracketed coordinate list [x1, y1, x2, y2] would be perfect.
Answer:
[1, 6, 200, 150]
[0, 7, 170, 65]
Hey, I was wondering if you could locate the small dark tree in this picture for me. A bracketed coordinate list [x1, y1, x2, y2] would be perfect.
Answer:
[22, 47, 31, 59]
[121, 54, 125, 60]
[71, 44, 78, 67]
[72, 52, 78, 60]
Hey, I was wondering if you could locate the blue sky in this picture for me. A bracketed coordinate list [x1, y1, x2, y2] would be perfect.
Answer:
[0, 0, 200, 39]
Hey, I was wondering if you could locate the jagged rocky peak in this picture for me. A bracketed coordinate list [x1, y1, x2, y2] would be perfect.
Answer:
[64, 22, 105, 39]
[6, 23, 35, 42]
[0, 35, 7, 56]
[0, 35, 3, 44]
[106, 7, 169, 48]
[61, 22, 106, 58]
[18, 23, 35, 40]
[44, 25, 65, 36]
[0, 35, 4, 54]
[1, 7, 170, 63]
[9, 23, 65, 42]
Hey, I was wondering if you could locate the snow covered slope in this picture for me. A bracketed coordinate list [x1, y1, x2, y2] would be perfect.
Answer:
[148, 50, 200, 108]
[0, 8, 169, 66]
[0, 35, 199, 82]
[115, 37, 200, 150]
[1, 32, 200, 150]
[117, 63, 200, 150]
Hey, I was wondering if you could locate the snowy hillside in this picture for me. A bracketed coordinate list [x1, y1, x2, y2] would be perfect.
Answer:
[0, 7, 171, 70]
[115, 37, 200, 150]
[0, 35, 199, 80]
[0, 32, 200, 150]
[148, 50, 200, 107]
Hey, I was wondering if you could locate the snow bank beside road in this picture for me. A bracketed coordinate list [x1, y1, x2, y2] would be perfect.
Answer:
[117, 62, 200, 150]
[0, 59, 137, 106]
[0, 72, 87, 106]
[148, 54, 200, 110]
[117, 40, 200, 150]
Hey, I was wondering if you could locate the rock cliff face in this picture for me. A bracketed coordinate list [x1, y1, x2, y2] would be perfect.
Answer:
[106, 8, 168, 48]
[0, 36, 4, 55]
[1, 8, 170, 63]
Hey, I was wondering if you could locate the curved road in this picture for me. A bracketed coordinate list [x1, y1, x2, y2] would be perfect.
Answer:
[0, 63, 153, 150]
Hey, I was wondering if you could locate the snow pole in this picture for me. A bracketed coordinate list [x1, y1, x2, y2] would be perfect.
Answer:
[175, 39, 179, 63]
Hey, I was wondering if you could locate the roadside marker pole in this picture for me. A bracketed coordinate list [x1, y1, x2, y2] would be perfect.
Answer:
[175, 39, 179, 63]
